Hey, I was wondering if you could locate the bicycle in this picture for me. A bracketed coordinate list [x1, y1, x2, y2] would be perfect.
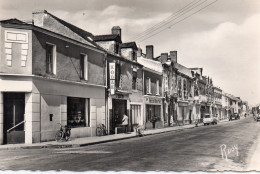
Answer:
[96, 124, 107, 136]
[55, 123, 71, 142]
[135, 124, 144, 137]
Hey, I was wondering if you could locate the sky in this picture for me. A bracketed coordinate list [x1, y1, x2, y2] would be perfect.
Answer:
[0, 0, 259, 106]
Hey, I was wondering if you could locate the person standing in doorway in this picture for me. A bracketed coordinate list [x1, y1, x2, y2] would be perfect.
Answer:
[122, 114, 129, 133]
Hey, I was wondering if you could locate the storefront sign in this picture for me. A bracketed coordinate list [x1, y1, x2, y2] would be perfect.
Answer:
[110, 79, 115, 89]
[145, 97, 162, 104]
[109, 62, 115, 80]
[109, 63, 116, 95]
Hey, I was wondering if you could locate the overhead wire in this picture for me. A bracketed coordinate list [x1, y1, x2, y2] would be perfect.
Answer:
[133, 0, 211, 41]
[137, 0, 219, 42]
[129, 0, 202, 40]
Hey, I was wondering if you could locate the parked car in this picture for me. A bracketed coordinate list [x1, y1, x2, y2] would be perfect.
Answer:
[203, 114, 218, 126]
[229, 113, 240, 121]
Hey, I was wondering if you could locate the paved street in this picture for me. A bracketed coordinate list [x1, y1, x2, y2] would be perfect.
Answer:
[0, 116, 259, 171]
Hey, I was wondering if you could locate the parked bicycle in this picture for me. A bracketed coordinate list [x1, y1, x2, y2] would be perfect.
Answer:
[135, 124, 144, 137]
[55, 123, 71, 142]
[96, 124, 107, 136]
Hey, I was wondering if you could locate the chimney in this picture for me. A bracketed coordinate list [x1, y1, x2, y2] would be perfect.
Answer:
[112, 26, 121, 40]
[146, 45, 154, 59]
[137, 47, 142, 57]
[32, 10, 48, 27]
[161, 53, 168, 64]
[170, 51, 177, 63]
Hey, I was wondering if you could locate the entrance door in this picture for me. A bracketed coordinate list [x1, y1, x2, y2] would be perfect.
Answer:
[189, 110, 192, 124]
[111, 99, 127, 134]
[3, 93, 25, 144]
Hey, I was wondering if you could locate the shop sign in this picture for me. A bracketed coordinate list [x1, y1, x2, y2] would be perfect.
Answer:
[109, 63, 116, 95]
[145, 97, 161, 104]
[109, 62, 115, 80]
[110, 79, 115, 89]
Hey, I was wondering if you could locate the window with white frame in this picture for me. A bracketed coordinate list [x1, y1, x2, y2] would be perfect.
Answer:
[80, 54, 88, 80]
[156, 80, 160, 95]
[165, 76, 168, 92]
[146, 77, 151, 94]
[46, 43, 56, 75]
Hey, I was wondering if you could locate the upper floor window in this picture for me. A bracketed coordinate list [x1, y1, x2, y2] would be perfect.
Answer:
[80, 54, 88, 80]
[46, 43, 56, 75]
[165, 76, 168, 92]
[146, 77, 151, 94]
[132, 71, 137, 90]
[116, 63, 121, 88]
[156, 80, 160, 95]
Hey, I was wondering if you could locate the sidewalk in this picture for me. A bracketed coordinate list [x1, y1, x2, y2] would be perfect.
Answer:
[0, 119, 229, 150]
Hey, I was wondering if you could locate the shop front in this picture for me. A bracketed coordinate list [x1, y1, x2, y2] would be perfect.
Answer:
[144, 96, 163, 129]
[108, 92, 130, 134]
[177, 101, 189, 125]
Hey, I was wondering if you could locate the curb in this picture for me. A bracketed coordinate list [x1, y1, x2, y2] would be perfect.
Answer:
[0, 121, 228, 150]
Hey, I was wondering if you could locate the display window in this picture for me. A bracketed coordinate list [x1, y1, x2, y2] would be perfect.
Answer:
[67, 97, 89, 128]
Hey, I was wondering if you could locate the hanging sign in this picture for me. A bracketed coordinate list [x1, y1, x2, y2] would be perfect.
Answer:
[109, 63, 115, 80]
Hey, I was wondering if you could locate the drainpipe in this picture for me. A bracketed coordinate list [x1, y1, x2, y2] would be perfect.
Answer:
[104, 52, 108, 134]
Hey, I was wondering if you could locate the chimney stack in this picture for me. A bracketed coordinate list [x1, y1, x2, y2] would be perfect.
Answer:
[146, 45, 154, 59]
[112, 26, 121, 40]
[137, 47, 142, 57]
[161, 53, 168, 64]
[170, 51, 177, 63]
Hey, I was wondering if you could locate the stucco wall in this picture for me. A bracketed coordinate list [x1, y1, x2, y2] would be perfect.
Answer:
[144, 70, 162, 96]
[121, 48, 133, 60]
[0, 27, 32, 75]
[96, 41, 115, 53]
[32, 30, 105, 86]
[32, 78, 105, 141]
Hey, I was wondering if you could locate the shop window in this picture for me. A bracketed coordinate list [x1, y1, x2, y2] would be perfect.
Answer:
[156, 80, 160, 95]
[146, 78, 151, 94]
[46, 43, 56, 75]
[146, 105, 161, 122]
[67, 97, 90, 128]
[131, 105, 141, 125]
[80, 54, 88, 80]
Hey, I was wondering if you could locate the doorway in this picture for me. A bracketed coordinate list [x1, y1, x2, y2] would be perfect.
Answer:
[111, 99, 127, 134]
[3, 93, 25, 144]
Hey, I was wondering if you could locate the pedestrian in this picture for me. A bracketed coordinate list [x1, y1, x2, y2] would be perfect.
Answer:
[122, 114, 129, 133]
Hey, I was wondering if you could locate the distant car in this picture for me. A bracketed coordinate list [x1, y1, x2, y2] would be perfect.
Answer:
[229, 113, 240, 121]
[203, 114, 218, 126]
[256, 113, 260, 122]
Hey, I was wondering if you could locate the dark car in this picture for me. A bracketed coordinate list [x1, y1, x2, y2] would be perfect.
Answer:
[229, 113, 240, 121]
[255, 113, 260, 122]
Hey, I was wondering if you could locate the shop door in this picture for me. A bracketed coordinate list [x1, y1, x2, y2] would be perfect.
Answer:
[112, 99, 127, 134]
[3, 93, 25, 144]
[189, 110, 192, 124]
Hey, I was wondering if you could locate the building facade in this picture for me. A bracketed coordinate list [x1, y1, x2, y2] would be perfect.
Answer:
[0, 11, 107, 144]
[94, 27, 144, 134]
[137, 45, 164, 129]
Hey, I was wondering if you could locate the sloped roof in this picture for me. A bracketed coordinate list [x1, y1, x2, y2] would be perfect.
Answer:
[0, 18, 29, 25]
[93, 34, 121, 42]
[175, 63, 193, 78]
[45, 11, 101, 47]
[120, 42, 138, 50]
[137, 56, 163, 74]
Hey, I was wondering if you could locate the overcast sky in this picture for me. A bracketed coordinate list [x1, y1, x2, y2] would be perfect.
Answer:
[0, 0, 259, 106]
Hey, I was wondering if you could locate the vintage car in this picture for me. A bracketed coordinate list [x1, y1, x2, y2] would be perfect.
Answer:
[229, 113, 240, 121]
[203, 114, 218, 125]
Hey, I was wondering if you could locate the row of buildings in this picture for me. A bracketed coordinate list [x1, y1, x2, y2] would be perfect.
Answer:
[0, 10, 248, 144]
